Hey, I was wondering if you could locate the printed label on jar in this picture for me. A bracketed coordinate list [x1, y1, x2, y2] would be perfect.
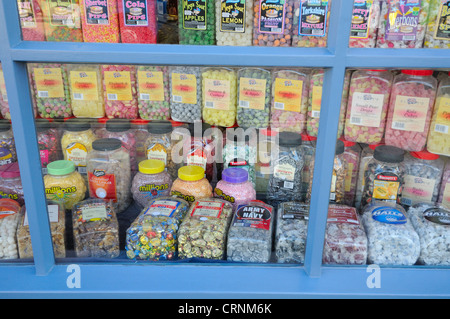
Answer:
[48, 0, 76, 27]
[171, 73, 197, 104]
[65, 142, 87, 167]
[0, 210, 17, 219]
[273, 78, 303, 113]
[204, 78, 231, 110]
[327, 205, 359, 225]
[146, 143, 167, 164]
[423, 207, 450, 225]
[139, 183, 170, 198]
[371, 206, 407, 224]
[104, 71, 133, 101]
[123, 0, 149, 26]
[402, 175, 436, 205]
[349, 92, 385, 127]
[274, 162, 295, 189]
[0, 191, 19, 201]
[442, 182, 450, 208]
[187, 148, 207, 170]
[0, 70, 7, 102]
[281, 202, 309, 219]
[84, 0, 110, 25]
[329, 170, 337, 200]
[182, 0, 207, 30]
[80, 204, 108, 221]
[24, 204, 59, 226]
[434, 1, 450, 40]
[385, 0, 422, 41]
[228, 157, 250, 174]
[214, 188, 235, 203]
[372, 172, 400, 202]
[298, 0, 328, 37]
[258, 0, 285, 34]
[391, 95, 430, 132]
[233, 202, 272, 230]
[350, 0, 374, 39]
[88, 169, 118, 202]
[34, 68, 65, 99]
[220, 0, 245, 32]
[18, 0, 37, 28]
[191, 200, 224, 218]
[434, 97, 450, 135]
[171, 190, 196, 203]
[138, 71, 165, 102]
[70, 71, 99, 101]
[144, 199, 181, 217]
[311, 85, 322, 117]
[45, 185, 78, 202]
[344, 162, 354, 192]
[0, 147, 13, 166]
[239, 77, 267, 110]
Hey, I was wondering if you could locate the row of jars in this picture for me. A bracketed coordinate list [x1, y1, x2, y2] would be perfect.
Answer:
[16, 0, 450, 49]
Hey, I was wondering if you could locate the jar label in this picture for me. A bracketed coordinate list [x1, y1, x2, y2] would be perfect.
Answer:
[220, 0, 246, 32]
[18, 0, 37, 29]
[204, 78, 232, 111]
[171, 190, 196, 204]
[144, 199, 180, 217]
[327, 205, 359, 225]
[171, 73, 198, 104]
[258, 0, 285, 34]
[441, 182, 450, 208]
[423, 207, 450, 225]
[349, 92, 385, 127]
[45, 185, 78, 202]
[372, 172, 400, 202]
[88, 169, 118, 202]
[281, 202, 309, 219]
[385, 0, 422, 41]
[0, 210, 17, 219]
[214, 187, 236, 204]
[182, 0, 207, 30]
[239, 77, 266, 110]
[434, 97, 450, 135]
[80, 204, 108, 221]
[0, 70, 7, 102]
[371, 206, 407, 225]
[392, 95, 430, 132]
[24, 204, 60, 226]
[191, 200, 224, 218]
[227, 158, 250, 177]
[104, 71, 133, 101]
[401, 175, 436, 205]
[311, 85, 322, 118]
[273, 78, 303, 113]
[0, 147, 13, 166]
[138, 183, 170, 198]
[329, 169, 337, 200]
[47, 0, 76, 27]
[0, 191, 19, 201]
[350, 0, 374, 39]
[434, 1, 450, 40]
[138, 71, 165, 101]
[34, 68, 65, 99]
[233, 202, 272, 230]
[146, 143, 167, 164]
[298, 0, 328, 37]
[65, 142, 88, 167]
[187, 147, 207, 170]
[70, 70, 99, 101]
[344, 162, 354, 192]
[84, 0, 110, 25]
[123, 0, 149, 26]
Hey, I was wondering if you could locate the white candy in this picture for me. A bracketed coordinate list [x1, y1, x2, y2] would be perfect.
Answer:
[216, 0, 254, 46]
[0, 213, 19, 259]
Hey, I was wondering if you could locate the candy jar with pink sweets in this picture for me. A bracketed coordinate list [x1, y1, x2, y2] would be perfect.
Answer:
[349, 0, 382, 48]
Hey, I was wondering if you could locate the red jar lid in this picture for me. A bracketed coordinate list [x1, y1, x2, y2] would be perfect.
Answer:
[368, 142, 385, 151]
[261, 128, 277, 137]
[339, 137, 356, 147]
[0, 162, 20, 179]
[368, 69, 388, 72]
[410, 150, 440, 160]
[401, 70, 433, 76]
[301, 133, 317, 141]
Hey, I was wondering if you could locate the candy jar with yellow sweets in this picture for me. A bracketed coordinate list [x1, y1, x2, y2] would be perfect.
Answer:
[170, 165, 213, 205]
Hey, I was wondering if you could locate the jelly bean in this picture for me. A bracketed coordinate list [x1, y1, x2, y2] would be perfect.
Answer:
[348, 0, 382, 48]
[18, 0, 46, 41]
[424, 0, 450, 49]
[40, 0, 83, 42]
[216, 0, 253, 46]
[79, 0, 120, 43]
[178, 0, 216, 45]
[118, 0, 157, 43]
[170, 66, 202, 123]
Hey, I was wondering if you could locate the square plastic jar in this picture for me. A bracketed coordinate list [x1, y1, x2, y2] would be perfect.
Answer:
[39, 0, 83, 42]
[423, 0, 450, 48]
[79, 0, 120, 43]
[178, 0, 216, 45]
[384, 70, 437, 152]
[349, 0, 382, 48]
[216, 0, 254, 46]
[18, 0, 46, 41]
[118, 0, 158, 44]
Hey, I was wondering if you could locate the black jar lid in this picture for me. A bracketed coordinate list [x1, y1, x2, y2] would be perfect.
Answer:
[64, 118, 91, 132]
[92, 138, 122, 152]
[374, 145, 405, 163]
[0, 120, 11, 132]
[35, 118, 53, 131]
[335, 139, 344, 155]
[278, 132, 302, 147]
[106, 119, 131, 132]
[148, 120, 173, 134]
[188, 122, 211, 137]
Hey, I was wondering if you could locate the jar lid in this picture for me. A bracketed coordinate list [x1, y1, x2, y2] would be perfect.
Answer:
[130, 119, 149, 125]
[401, 70, 433, 76]
[178, 165, 205, 181]
[368, 142, 384, 151]
[92, 138, 122, 152]
[0, 162, 20, 178]
[106, 119, 131, 132]
[373, 145, 405, 163]
[222, 167, 248, 184]
[47, 160, 75, 176]
[335, 139, 344, 155]
[0, 120, 11, 132]
[278, 132, 302, 147]
[410, 150, 440, 160]
[368, 69, 388, 72]
[148, 120, 173, 134]
[189, 122, 211, 137]
[301, 133, 317, 141]
[35, 118, 53, 131]
[0, 198, 20, 210]
[138, 159, 165, 174]
[259, 128, 277, 137]
[64, 118, 91, 132]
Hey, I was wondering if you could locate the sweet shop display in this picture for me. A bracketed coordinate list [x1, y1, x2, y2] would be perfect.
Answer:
[39, 0, 83, 42]
[79, 0, 120, 43]
[0, 199, 21, 259]
[118, 0, 158, 44]
[170, 165, 213, 204]
[144, 120, 176, 178]
[424, 0, 450, 49]
[178, 0, 216, 45]
[214, 167, 256, 211]
[349, 0, 382, 48]
[216, 0, 253, 46]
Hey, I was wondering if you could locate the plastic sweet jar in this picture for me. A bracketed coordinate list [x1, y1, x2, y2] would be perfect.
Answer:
[255, 128, 276, 196]
[361, 145, 406, 209]
[384, 69, 437, 152]
[427, 72, 450, 156]
[36, 118, 62, 174]
[0, 120, 17, 167]
[0, 162, 24, 206]
[340, 138, 362, 207]
[328, 139, 348, 205]
[300, 133, 316, 202]
[86, 138, 132, 214]
[0, 198, 21, 259]
[131, 159, 173, 208]
[214, 167, 256, 211]
[401, 150, 445, 207]
[130, 119, 150, 164]
[170, 165, 213, 205]
[438, 161, 450, 207]
[43, 160, 87, 210]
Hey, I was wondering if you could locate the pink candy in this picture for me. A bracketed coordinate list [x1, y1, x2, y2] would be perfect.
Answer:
[348, 0, 381, 48]
[118, 0, 157, 44]
[18, 0, 46, 41]
[80, 0, 120, 43]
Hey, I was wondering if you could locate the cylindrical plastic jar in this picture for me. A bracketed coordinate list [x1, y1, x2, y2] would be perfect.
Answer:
[170, 165, 213, 205]
[178, 0, 216, 45]
[349, 0, 382, 48]
[424, 0, 450, 49]
[252, 0, 294, 47]
[0, 121, 17, 167]
[201, 67, 237, 128]
[0, 198, 21, 260]
[214, 167, 256, 211]
[361, 145, 406, 208]
[40, 0, 83, 42]
[79, 0, 120, 43]
[0, 162, 24, 206]
[237, 67, 272, 129]
[376, 0, 431, 48]
[101, 64, 138, 119]
[270, 69, 309, 133]
[144, 120, 176, 178]
[341, 138, 361, 207]
[438, 161, 450, 207]
[43, 160, 86, 210]
[401, 150, 445, 207]
[117, 0, 158, 44]
[385, 70, 437, 152]
[267, 132, 304, 207]
[136, 65, 170, 120]
[131, 159, 173, 207]
[18, 0, 46, 41]
[292, 0, 331, 48]
[215, 0, 253, 46]
[131, 119, 150, 164]
[67, 63, 105, 118]
[86, 138, 131, 213]
[344, 69, 393, 144]
[427, 73, 450, 156]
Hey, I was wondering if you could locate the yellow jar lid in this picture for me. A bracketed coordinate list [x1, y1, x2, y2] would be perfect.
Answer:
[138, 159, 165, 174]
[178, 165, 205, 181]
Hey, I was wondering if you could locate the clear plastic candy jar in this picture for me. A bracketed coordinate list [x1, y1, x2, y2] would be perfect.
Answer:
[344, 69, 393, 144]
[427, 72, 450, 156]
[44, 160, 87, 210]
[341, 138, 362, 207]
[0, 162, 24, 206]
[86, 138, 131, 213]
[40, 0, 83, 42]
[36, 119, 62, 175]
[131, 119, 150, 164]
[17, 0, 46, 41]
[401, 150, 445, 207]
[438, 161, 450, 207]
[0, 120, 17, 167]
[216, 0, 254, 46]
[170, 165, 213, 205]
[385, 70, 437, 152]
[329, 139, 347, 204]
[424, 0, 450, 49]
[214, 167, 256, 211]
[255, 128, 276, 195]
[79, 0, 120, 43]
[361, 145, 406, 208]
[178, 0, 216, 45]
[131, 159, 173, 208]
[349, 0, 382, 48]
[300, 133, 316, 202]
[0, 198, 21, 259]
[118, 0, 158, 44]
